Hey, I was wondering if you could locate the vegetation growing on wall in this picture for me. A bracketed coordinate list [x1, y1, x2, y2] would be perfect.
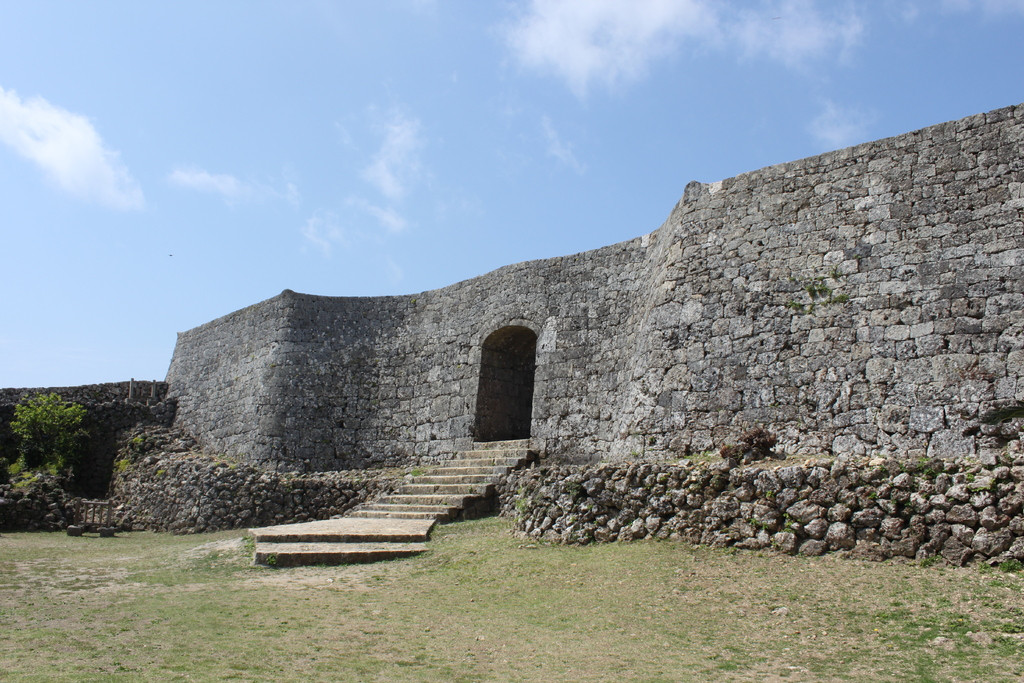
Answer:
[784, 270, 849, 314]
[8, 393, 88, 474]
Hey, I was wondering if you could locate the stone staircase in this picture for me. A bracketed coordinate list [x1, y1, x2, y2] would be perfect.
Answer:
[249, 439, 535, 566]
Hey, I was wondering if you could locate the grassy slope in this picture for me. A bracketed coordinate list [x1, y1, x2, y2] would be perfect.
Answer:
[1, 517, 1022, 681]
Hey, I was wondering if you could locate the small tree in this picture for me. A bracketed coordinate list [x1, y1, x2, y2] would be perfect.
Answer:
[10, 393, 88, 472]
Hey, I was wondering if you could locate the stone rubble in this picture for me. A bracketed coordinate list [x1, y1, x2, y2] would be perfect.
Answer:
[0, 473, 75, 531]
[498, 442, 1024, 566]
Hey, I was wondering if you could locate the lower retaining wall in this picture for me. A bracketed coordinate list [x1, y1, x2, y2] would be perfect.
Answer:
[499, 444, 1024, 566]
[109, 433, 401, 533]
[0, 474, 76, 531]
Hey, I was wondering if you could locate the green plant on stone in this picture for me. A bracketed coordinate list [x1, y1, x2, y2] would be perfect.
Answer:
[12, 470, 42, 489]
[999, 559, 1023, 573]
[785, 271, 850, 315]
[785, 300, 806, 313]
[9, 393, 88, 473]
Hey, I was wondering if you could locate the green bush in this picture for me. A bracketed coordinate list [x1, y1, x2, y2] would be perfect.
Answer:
[10, 393, 88, 472]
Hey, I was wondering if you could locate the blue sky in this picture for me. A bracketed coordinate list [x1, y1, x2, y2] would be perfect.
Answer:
[2, 0, 1023, 388]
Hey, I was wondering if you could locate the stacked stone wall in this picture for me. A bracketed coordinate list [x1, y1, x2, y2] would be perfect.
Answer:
[0, 382, 175, 496]
[165, 103, 1024, 471]
[108, 428, 401, 533]
[110, 454, 399, 533]
[498, 445, 1024, 566]
[169, 241, 647, 471]
[165, 296, 296, 468]
[0, 474, 76, 531]
[615, 106, 1024, 463]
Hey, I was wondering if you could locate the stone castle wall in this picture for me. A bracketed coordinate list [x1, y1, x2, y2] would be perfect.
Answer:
[167, 104, 1024, 471]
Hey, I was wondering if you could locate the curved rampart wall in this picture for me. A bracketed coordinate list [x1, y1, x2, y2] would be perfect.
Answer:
[167, 104, 1024, 471]
[170, 237, 650, 470]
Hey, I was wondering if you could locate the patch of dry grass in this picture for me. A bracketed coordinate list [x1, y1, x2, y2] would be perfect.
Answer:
[1, 518, 1022, 681]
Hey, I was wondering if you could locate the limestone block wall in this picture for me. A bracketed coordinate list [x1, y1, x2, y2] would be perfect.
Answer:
[166, 103, 1024, 471]
[615, 105, 1024, 463]
[169, 241, 648, 471]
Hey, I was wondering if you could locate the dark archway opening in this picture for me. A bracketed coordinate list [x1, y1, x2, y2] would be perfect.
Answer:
[474, 326, 537, 442]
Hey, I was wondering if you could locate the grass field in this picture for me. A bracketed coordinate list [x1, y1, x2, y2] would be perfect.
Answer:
[2, 517, 1023, 681]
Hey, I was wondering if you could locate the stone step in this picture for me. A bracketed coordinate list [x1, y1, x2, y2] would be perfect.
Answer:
[470, 439, 530, 450]
[250, 517, 435, 544]
[459, 447, 532, 457]
[422, 465, 519, 476]
[441, 457, 526, 468]
[353, 503, 461, 521]
[254, 541, 428, 567]
[453, 448, 533, 460]
[376, 493, 487, 507]
[350, 509, 446, 520]
[396, 483, 494, 495]
[248, 440, 537, 567]
[348, 509, 449, 521]
[409, 474, 494, 485]
[357, 502, 461, 514]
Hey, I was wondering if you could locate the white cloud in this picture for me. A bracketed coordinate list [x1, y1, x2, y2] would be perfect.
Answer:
[809, 100, 875, 150]
[283, 182, 301, 207]
[0, 86, 143, 210]
[361, 110, 423, 200]
[504, 0, 865, 97]
[505, 0, 716, 98]
[942, 0, 1024, 14]
[541, 116, 585, 173]
[169, 167, 250, 202]
[347, 196, 409, 233]
[730, 0, 863, 68]
[169, 166, 302, 207]
[301, 211, 349, 256]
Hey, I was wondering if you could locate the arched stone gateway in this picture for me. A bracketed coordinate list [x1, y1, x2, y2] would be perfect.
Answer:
[473, 326, 538, 442]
